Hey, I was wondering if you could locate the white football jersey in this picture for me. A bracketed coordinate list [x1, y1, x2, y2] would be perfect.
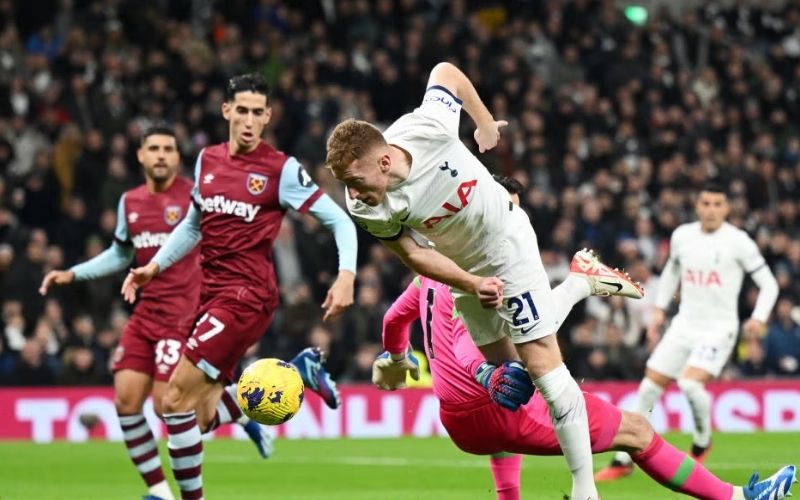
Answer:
[655, 221, 767, 325]
[347, 86, 537, 295]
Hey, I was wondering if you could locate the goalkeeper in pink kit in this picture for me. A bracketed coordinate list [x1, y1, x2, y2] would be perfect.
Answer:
[375, 181, 795, 500]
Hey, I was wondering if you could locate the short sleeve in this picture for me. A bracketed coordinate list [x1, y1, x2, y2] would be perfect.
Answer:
[279, 157, 323, 213]
[114, 194, 130, 245]
[190, 148, 204, 207]
[737, 232, 767, 273]
[352, 212, 403, 241]
[415, 85, 463, 137]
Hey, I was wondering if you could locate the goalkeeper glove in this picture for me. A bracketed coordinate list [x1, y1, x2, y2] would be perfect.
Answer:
[475, 361, 535, 411]
[372, 349, 420, 390]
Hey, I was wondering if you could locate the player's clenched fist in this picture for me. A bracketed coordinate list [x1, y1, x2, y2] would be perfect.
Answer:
[372, 350, 420, 390]
[476, 276, 504, 309]
[473, 119, 508, 153]
[39, 270, 75, 295]
[121, 261, 160, 303]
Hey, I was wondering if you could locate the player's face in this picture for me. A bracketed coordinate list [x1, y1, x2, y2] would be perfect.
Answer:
[138, 134, 180, 183]
[696, 191, 729, 231]
[336, 151, 391, 206]
[222, 91, 271, 154]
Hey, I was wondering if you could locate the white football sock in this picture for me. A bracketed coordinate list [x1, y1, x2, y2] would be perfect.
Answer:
[614, 377, 665, 465]
[677, 378, 712, 448]
[551, 275, 591, 331]
[534, 364, 598, 499]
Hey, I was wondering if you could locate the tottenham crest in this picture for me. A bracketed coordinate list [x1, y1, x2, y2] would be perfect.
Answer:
[164, 205, 182, 226]
[247, 173, 268, 195]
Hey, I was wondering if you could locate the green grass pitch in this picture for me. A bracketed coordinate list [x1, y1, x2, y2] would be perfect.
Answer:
[0, 433, 795, 499]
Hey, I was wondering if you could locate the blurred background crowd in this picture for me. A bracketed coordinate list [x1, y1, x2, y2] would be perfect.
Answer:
[1, 0, 799, 386]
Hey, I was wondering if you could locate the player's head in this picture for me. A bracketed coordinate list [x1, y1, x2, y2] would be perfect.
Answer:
[696, 180, 729, 232]
[492, 174, 524, 206]
[326, 118, 392, 206]
[138, 124, 180, 185]
[222, 73, 271, 154]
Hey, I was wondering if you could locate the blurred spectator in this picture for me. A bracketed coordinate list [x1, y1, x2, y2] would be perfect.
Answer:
[0, 0, 799, 385]
[765, 297, 800, 375]
[7, 339, 54, 386]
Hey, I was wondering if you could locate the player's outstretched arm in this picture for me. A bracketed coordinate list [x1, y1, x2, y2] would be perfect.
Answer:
[427, 62, 508, 153]
[306, 194, 358, 321]
[382, 278, 423, 355]
[382, 231, 504, 309]
[40, 242, 134, 295]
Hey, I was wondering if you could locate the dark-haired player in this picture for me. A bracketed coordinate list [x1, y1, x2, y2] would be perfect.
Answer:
[122, 75, 358, 500]
[41, 126, 340, 500]
[596, 181, 779, 481]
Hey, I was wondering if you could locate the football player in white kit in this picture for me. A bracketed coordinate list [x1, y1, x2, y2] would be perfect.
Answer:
[325, 62, 643, 500]
[596, 181, 780, 481]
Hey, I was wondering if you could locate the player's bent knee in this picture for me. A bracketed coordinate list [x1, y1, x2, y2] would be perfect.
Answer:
[114, 393, 144, 415]
[614, 411, 654, 453]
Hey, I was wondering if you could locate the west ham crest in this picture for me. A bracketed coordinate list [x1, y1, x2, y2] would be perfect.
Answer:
[247, 173, 268, 195]
[164, 205, 182, 226]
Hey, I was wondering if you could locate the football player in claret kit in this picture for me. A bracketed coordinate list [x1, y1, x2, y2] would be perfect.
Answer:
[121, 74, 358, 500]
[40, 125, 343, 500]
[326, 61, 645, 500]
[596, 181, 780, 481]
[375, 179, 796, 500]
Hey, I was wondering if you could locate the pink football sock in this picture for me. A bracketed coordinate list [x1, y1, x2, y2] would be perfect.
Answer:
[633, 434, 733, 500]
[490, 453, 522, 500]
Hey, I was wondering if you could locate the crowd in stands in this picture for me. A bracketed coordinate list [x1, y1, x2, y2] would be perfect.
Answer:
[1, 0, 800, 386]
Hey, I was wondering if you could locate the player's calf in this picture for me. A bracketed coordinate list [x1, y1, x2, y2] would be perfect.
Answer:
[570, 249, 644, 299]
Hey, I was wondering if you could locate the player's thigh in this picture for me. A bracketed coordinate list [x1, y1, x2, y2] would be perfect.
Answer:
[114, 369, 154, 414]
[646, 324, 694, 380]
[684, 329, 737, 379]
[454, 294, 507, 346]
[112, 316, 157, 384]
[439, 403, 509, 455]
[514, 335, 563, 378]
[184, 299, 273, 383]
[477, 337, 520, 365]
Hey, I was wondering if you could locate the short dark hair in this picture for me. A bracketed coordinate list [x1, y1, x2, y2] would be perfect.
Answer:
[226, 73, 270, 102]
[492, 174, 524, 195]
[700, 179, 727, 196]
[141, 124, 176, 146]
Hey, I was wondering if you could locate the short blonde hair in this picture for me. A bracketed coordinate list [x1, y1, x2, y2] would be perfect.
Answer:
[326, 119, 386, 175]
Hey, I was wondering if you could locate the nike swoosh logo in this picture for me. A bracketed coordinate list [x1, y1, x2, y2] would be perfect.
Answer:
[600, 281, 623, 292]
[554, 411, 569, 423]
[520, 325, 535, 334]
[400, 213, 410, 222]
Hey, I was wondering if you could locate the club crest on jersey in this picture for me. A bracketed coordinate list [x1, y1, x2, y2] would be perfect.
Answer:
[247, 173, 268, 195]
[164, 205, 182, 226]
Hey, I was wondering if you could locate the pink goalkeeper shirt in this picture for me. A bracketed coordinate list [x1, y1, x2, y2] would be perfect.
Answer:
[383, 275, 489, 405]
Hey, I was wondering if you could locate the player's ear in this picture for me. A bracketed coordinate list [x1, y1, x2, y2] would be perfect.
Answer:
[263, 106, 272, 125]
[221, 101, 231, 121]
[136, 146, 145, 165]
[378, 153, 391, 173]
